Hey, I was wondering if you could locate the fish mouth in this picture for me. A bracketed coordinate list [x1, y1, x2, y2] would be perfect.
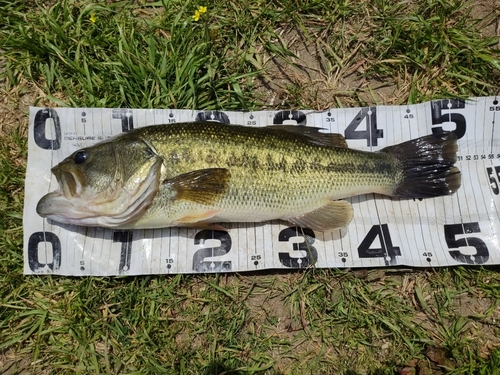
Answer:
[36, 165, 89, 222]
[52, 166, 85, 199]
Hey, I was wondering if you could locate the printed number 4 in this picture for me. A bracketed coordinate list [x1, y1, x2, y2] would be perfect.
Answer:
[357, 224, 401, 266]
[344, 107, 383, 147]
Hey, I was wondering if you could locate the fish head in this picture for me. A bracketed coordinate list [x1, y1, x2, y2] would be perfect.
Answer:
[36, 136, 163, 228]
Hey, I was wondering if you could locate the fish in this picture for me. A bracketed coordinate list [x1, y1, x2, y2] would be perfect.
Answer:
[36, 122, 461, 232]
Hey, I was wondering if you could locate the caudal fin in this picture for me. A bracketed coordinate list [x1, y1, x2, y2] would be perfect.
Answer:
[381, 132, 461, 199]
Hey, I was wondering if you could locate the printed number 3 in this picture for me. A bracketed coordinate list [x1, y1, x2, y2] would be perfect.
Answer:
[278, 227, 318, 268]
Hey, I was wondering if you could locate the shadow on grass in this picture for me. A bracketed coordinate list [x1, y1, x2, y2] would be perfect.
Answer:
[202, 361, 244, 375]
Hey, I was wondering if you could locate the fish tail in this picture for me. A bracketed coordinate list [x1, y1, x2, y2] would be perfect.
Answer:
[381, 131, 461, 198]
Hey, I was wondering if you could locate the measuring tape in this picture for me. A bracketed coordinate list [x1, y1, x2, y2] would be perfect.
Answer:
[23, 97, 500, 276]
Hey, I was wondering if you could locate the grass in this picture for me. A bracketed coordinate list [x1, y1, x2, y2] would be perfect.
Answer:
[0, 0, 293, 109]
[1, 0, 500, 374]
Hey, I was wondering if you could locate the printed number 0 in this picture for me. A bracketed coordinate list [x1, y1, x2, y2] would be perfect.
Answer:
[34, 109, 62, 150]
[27, 232, 62, 272]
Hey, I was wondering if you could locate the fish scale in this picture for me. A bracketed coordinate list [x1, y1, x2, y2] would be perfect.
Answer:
[147, 123, 396, 185]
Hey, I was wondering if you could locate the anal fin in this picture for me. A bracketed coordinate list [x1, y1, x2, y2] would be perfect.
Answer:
[289, 200, 354, 232]
[174, 209, 220, 224]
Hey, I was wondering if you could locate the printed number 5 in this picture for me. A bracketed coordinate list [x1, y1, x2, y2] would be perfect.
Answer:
[444, 223, 489, 264]
[431, 99, 466, 139]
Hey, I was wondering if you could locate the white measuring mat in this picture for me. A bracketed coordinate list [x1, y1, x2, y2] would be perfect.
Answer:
[23, 97, 500, 275]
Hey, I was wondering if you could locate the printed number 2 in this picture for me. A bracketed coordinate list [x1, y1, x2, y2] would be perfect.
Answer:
[444, 223, 489, 264]
[278, 227, 317, 268]
[192, 230, 232, 272]
[344, 107, 382, 147]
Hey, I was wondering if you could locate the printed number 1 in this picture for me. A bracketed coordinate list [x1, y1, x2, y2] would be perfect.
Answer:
[112, 109, 134, 132]
[114, 231, 133, 274]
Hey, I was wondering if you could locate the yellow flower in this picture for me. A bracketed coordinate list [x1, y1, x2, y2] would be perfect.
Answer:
[191, 6, 206, 21]
[89, 13, 97, 23]
[191, 10, 201, 21]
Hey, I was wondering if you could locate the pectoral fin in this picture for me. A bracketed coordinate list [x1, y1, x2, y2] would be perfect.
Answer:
[289, 200, 354, 232]
[165, 168, 230, 205]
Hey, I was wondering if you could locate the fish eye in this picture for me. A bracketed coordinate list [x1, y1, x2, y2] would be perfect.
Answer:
[74, 151, 88, 164]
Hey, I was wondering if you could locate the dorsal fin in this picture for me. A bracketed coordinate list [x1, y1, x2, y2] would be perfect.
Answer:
[266, 125, 348, 147]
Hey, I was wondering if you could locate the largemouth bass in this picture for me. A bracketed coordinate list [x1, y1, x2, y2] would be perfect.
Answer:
[36, 122, 461, 231]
